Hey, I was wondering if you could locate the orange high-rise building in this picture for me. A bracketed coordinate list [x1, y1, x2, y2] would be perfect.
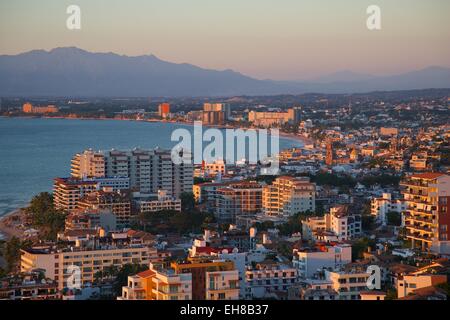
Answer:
[22, 102, 58, 114]
[158, 103, 170, 118]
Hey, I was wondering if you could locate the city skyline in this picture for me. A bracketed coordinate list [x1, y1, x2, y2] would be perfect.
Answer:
[1, 0, 449, 80]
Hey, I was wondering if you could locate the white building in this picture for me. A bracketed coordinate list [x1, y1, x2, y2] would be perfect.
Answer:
[71, 148, 193, 197]
[302, 205, 362, 241]
[325, 269, 371, 300]
[371, 193, 406, 225]
[263, 176, 316, 217]
[136, 190, 182, 213]
[293, 243, 352, 279]
[245, 262, 298, 299]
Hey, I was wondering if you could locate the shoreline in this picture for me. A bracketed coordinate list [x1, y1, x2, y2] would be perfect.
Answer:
[3, 115, 311, 145]
[0, 208, 25, 241]
[0, 116, 313, 238]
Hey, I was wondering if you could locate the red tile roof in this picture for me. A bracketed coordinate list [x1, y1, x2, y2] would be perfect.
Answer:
[137, 270, 155, 278]
[410, 172, 445, 180]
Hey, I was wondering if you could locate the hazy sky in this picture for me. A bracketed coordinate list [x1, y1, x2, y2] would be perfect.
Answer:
[1, 0, 449, 80]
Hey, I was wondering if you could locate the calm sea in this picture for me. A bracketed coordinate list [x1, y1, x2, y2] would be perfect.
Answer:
[0, 117, 301, 217]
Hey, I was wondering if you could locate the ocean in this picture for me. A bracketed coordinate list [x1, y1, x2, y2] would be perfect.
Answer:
[0, 117, 302, 217]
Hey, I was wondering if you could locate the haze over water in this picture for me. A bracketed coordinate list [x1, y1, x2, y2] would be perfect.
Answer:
[0, 117, 301, 217]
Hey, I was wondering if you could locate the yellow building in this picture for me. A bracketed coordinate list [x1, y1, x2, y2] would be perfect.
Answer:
[119, 259, 239, 300]
[171, 259, 239, 300]
[120, 267, 192, 300]
[397, 274, 447, 298]
[263, 176, 315, 216]
[71, 149, 105, 179]
[21, 245, 152, 290]
[23, 102, 59, 114]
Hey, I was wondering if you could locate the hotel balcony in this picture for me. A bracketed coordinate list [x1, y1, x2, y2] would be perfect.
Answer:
[400, 180, 430, 188]
[406, 232, 433, 243]
[404, 215, 434, 225]
[406, 224, 434, 233]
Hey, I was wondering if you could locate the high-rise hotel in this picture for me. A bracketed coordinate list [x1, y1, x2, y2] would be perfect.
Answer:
[262, 176, 316, 217]
[70, 148, 193, 197]
[401, 173, 450, 253]
[54, 148, 193, 213]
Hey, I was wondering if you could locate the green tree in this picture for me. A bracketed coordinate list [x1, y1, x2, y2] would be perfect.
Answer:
[180, 192, 196, 212]
[385, 288, 398, 300]
[25, 192, 66, 240]
[2, 237, 32, 272]
[387, 211, 401, 226]
[113, 264, 149, 297]
[351, 237, 376, 261]
[362, 215, 375, 232]
[277, 211, 313, 236]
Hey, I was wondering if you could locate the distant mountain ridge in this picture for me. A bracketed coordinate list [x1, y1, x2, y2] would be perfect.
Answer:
[0, 47, 449, 97]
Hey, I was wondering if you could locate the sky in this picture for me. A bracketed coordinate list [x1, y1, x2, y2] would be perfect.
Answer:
[0, 0, 449, 80]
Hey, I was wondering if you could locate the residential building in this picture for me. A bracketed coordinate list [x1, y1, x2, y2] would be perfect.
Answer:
[21, 243, 153, 290]
[288, 280, 338, 300]
[327, 205, 362, 241]
[71, 148, 193, 197]
[0, 272, 60, 300]
[293, 243, 352, 279]
[371, 193, 406, 225]
[77, 189, 133, 228]
[171, 259, 239, 300]
[71, 149, 106, 179]
[302, 205, 362, 241]
[401, 173, 450, 253]
[325, 269, 370, 300]
[158, 103, 171, 119]
[248, 108, 300, 127]
[135, 190, 182, 213]
[202, 103, 230, 125]
[215, 181, 262, 223]
[22, 102, 58, 114]
[120, 266, 192, 300]
[245, 261, 298, 299]
[53, 178, 98, 212]
[262, 176, 315, 217]
[397, 274, 447, 299]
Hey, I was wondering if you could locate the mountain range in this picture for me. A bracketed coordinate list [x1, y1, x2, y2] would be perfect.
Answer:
[0, 47, 449, 97]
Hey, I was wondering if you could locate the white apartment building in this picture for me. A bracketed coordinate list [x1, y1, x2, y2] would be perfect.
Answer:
[328, 206, 362, 240]
[401, 173, 450, 253]
[302, 205, 362, 241]
[136, 190, 182, 213]
[263, 176, 315, 217]
[293, 243, 352, 279]
[371, 193, 406, 225]
[71, 149, 105, 179]
[71, 148, 193, 197]
[206, 269, 240, 300]
[120, 267, 192, 300]
[245, 262, 298, 299]
[21, 244, 153, 290]
[397, 274, 447, 299]
[325, 269, 370, 300]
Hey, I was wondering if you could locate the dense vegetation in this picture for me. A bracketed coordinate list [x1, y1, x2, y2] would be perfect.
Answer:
[25, 192, 66, 241]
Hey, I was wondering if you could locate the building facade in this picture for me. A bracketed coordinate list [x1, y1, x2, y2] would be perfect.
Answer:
[263, 176, 315, 217]
[401, 173, 450, 253]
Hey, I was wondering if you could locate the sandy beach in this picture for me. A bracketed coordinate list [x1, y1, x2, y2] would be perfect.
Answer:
[0, 209, 25, 241]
